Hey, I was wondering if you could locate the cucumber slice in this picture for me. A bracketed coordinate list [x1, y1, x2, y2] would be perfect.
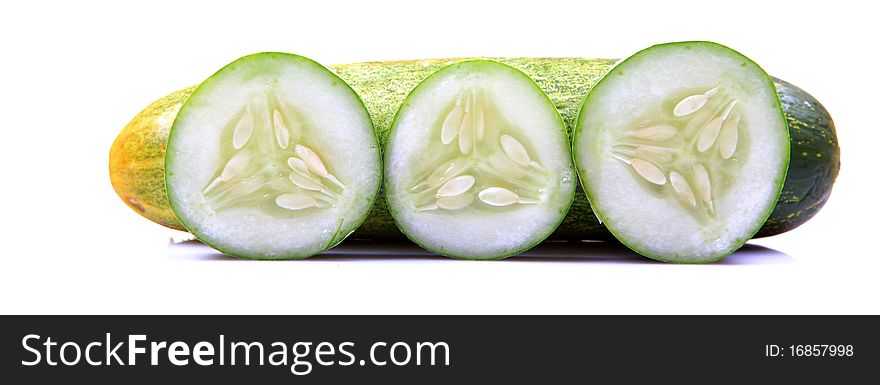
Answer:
[384, 60, 575, 259]
[573, 42, 789, 263]
[166, 53, 380, 259]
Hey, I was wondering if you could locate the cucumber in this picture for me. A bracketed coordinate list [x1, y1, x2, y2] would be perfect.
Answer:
[757, 78, 839, 237]
[334, 59, 838, 242]
[383, 60, 574, 259]
[110, 87, 193, 231]
[164, 53, 380, 259]
[573, 42, 790, 262]
[110, 57, 838, 249]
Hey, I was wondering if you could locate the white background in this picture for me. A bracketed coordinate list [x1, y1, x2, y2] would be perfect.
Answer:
[1, 0, 877, 314]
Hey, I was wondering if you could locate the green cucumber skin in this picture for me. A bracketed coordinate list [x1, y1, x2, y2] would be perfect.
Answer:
[758, 79, 839, 237]
[334, 58, 837, 241]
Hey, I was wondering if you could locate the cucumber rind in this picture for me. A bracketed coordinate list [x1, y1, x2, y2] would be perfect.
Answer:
[757, 79, 837, 237]
[165, 52, 380, 260]
[384, 60, 575, 260]
[573, 42, 790, 263]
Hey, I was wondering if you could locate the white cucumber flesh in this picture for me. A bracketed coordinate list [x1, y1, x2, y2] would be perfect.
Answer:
[166, 53, 381, 259]
[574, 42, 789, 263]
[385, 60, 575, 260]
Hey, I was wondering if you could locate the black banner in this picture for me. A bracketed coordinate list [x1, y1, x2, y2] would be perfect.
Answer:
[2, 316, 876, 382]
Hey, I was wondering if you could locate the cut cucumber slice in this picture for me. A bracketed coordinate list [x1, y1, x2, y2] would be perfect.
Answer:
[573, 42, 789, 263]
[384, 60, 575, 259]
[166, 53, 380, 259]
